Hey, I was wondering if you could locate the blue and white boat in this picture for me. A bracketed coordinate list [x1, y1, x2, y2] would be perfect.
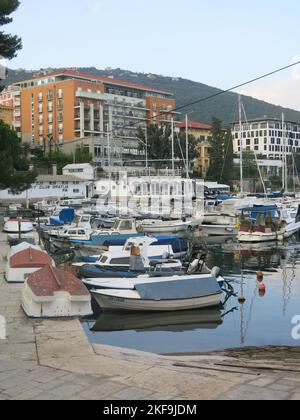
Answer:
[76, 237, 184, 280]
[78, 235, 188, 262]
[51, 218, 143, 250]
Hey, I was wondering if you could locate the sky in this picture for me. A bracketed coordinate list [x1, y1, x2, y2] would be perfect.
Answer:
[4, 0, 300, 110]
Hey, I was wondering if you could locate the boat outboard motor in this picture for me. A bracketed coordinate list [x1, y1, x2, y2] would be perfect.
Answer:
[211, 266, 224, 287]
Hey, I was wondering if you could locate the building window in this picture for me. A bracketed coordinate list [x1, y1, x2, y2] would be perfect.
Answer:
[57, 89, 63, 99]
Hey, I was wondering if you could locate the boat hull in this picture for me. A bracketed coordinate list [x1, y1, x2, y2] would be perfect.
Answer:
[92, 291, 222, 312]
[238, 231, 282, 243]
[201, 224, 238, 236]
[3, 221, 33, 234]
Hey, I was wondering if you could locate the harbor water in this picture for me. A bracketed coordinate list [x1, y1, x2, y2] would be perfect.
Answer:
[82, 236, 300, 354]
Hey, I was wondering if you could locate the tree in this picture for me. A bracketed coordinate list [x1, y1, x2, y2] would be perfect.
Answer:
[174, 132, 197, 167]
[74, 146, 93, 164]
[206, 117, 225, 181]
[0, 121, 37, 192]
[242, 150, 260, 192]
[221, 128, 235, 186]
[137, 124, 172, 169]
[0, 1, 22, 60]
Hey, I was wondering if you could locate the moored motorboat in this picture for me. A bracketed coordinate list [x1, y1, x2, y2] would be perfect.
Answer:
[140, 219, 193, 234]
[3, 218, 33, 234]
[91, 277, 223, 312]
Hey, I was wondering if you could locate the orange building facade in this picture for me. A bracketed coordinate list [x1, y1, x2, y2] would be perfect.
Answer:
[9, 70, 177, 163]
[20, 79, 105, 146]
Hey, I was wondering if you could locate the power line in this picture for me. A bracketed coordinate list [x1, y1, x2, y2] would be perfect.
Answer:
[150, 60, 300, 122]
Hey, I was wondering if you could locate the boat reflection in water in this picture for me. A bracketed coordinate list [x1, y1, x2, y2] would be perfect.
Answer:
[90, 308, 223, 333]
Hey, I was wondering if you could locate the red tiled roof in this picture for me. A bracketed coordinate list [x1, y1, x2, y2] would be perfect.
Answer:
[177, 120, 212, 130]
[10, 248, 52, 269]
[28, 69, 170, 95]
[27, 264, 90, 297]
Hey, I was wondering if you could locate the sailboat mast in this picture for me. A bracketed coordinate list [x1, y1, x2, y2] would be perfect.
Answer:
[185, 114, 189, 179]
[239, 96, 244, 194]
[282, 113, 287, 192]
[171, 117, 175, 176]
[285, 119, 288, 192]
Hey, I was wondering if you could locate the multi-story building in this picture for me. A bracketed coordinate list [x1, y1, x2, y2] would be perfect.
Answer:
[177, 119, 212, 177]
[0, 104, 13, 127]
[8, 70, 177, 168]
[232, 117, 300, 174]
[0, 86, 22, 136]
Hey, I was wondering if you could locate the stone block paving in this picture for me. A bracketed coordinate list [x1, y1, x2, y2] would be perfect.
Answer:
[0, 229, 300, 400]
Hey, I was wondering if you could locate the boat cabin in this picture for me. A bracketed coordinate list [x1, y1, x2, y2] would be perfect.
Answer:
[239, 205, 281, 234]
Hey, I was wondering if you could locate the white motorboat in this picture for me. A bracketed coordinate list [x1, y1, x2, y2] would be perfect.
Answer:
[199, 224, 238, 237]
[140, 219, 193, 234]
[238, 204, 300, 243]
[75, 236, 186, 268]
[91, 277, 222, 312]
[281, 205, 300, 238]
[3, 218, 33, 234]
[84, 272, 220, 291]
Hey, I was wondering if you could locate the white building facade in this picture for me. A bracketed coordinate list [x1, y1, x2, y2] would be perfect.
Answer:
[232, 117, 300, 175]
[62, 164, 95, 181]
[0, 175, 88, 203]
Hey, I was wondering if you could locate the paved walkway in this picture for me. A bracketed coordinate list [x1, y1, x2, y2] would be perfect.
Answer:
[0, 230, 300, 400]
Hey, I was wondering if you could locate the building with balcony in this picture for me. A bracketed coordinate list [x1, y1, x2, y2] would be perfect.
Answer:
[177, 119, 212, 177]
[7, 70, 177, 168]
[232, 117, 300, 175]
[0, 104, 13, 128]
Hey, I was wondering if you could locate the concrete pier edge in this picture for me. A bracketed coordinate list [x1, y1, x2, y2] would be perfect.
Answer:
[1, 229, 300, 400]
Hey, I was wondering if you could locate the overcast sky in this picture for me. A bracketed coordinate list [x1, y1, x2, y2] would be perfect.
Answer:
[5, 0, 300, 110]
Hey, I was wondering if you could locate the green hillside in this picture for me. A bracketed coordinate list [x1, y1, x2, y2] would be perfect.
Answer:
[4, 67, 300, 125]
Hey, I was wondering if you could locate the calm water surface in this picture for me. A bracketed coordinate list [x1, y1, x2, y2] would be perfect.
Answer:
[82, 237, 300, 354]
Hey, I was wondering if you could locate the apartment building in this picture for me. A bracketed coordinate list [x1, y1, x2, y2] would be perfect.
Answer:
[177, 119, 212, 177]
[0, 104, 13, 127]
[8, 70, 177, 167]
[232, 117, 300, 174]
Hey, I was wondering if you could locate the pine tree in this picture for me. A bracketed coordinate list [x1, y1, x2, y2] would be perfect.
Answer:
[207, 117, 225, 181]
[221, 127, 235, 186]
[0, 0, 22, 61]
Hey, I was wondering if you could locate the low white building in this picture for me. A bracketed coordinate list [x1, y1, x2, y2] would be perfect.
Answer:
[0, 175, 89, 203]
[62, 164, 95, 181]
